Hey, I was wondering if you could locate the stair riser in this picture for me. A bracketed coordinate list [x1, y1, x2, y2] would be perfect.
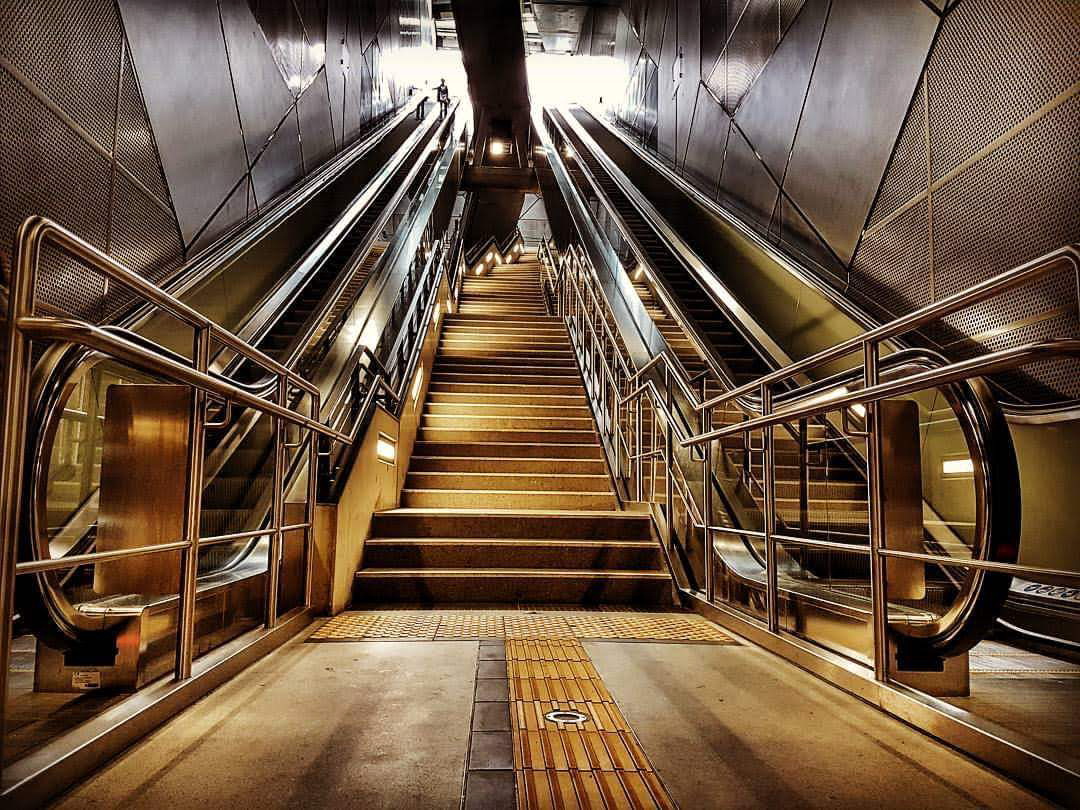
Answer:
[427, 391, 587, 405]
[400, 490, 617, 510]
[405, 472, 611, 492]
[422, 415, 594, 431]
[418, 428, 597, 443]
[412, 441, 603, 459]
[370, 512, 652, 539]
[362, 543, 662, 570]
[408, 456, 606, 474]
[431, 373, 580, 385]
[352, 575, 671, 604]
[424, 403, 592, 418]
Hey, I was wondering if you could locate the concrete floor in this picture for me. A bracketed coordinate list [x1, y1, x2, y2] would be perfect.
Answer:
[49, 630, 1051, 809]
[586, 641, 1051, 809]
[51, 638, 476, 810]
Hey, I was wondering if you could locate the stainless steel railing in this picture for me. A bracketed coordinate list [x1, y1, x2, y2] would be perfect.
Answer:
[0, 217, 352, 766]
[541, 231, 1080, 674]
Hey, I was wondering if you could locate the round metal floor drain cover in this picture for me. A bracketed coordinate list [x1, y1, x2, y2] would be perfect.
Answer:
[545, 709, 589, 725]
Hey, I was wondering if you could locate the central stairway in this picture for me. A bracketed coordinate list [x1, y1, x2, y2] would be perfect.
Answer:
[354, 251, 673, 604]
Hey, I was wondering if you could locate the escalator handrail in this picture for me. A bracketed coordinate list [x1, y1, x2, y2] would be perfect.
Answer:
[553, 106, 790, 384]
[596, 105, 1080, 416]
[316, 109, 465, 431]
[695, 245, 1080, 413]
[211, 102, 461, 394]
[2, 218, 351, 648]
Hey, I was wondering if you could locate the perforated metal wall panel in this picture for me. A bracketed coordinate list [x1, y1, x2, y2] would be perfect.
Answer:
[1, 0, 434, 328]
[611, 0, 1080, 404]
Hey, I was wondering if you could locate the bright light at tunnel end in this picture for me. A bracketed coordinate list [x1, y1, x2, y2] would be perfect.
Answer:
[526, 53, 624, 107]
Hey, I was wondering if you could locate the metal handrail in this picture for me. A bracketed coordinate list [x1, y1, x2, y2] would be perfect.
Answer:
[0, 216, 357, 768]
[688, 339, 1080, 444]
[697, 245, 1080, 412]
[214, 101, 462, 393]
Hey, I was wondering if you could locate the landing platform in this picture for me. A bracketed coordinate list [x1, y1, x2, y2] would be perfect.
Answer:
[48, 609, 1049, 809]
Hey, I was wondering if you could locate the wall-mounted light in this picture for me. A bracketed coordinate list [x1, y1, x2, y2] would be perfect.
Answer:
[486, 251, 494, 262]
[942, 457, 974, 476]
[445, 297, 454, 314]
[376, 433, 396, 465]
[411, 364, 425, 403]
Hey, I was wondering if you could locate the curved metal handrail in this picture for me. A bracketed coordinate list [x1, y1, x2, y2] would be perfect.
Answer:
[545, 221, 1080, 664]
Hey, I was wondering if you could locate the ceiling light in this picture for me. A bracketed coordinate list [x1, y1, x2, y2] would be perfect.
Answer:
[489, 139, 507, 157]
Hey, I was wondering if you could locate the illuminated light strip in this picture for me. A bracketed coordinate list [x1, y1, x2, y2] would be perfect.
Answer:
[942, 458, 974, 475]
[376, 433, 396, 464]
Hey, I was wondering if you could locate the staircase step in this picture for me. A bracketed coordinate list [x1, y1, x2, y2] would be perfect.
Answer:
[408, 455, 606, 474]
[418, 427, 597, 443]
[371, 508, 651, 539]
[362, 538, 661, 569]
[424, 402, 591, 418]
[412, 441, 603, 459]
[422, 413, 596, 431]
[353, 568, 672, 604]
[431, 371, 580, 385]
[429, 384, 586, 397]
[405, 471, 611, 492]
[400, 488, 617, 510]
[427, 390, 587, 405]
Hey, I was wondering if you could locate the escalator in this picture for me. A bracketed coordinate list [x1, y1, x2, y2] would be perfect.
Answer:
[542, 105, 1022, 661]
[14, 102, 463, 663]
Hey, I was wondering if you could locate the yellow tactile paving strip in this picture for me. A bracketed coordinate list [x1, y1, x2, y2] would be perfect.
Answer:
[309, 609, 736, 644]
[508, 639, 676, 809]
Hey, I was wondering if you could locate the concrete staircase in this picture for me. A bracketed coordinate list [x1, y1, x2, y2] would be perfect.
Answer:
[354, 252, 673, 604]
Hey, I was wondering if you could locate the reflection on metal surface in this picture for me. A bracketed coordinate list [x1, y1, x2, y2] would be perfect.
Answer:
[96, 385, 190, 596]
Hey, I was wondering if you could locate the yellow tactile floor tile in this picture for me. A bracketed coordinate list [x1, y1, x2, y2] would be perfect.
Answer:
[309, 613, 380, 640]
[362, 613, 441, 639]
[505, 614, 576, 639]
[435, 613, 506, 639]
[566, 612, 736, 643]
[505, 635, 679, 809]
[311, 608, 738, 645]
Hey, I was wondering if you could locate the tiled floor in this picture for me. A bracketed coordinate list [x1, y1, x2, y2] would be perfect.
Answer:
[507, 638, 675, 809]
[48, 618, 1054, 810]
[312, 609, 720, 808]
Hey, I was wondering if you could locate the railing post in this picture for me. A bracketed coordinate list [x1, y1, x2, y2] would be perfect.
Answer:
[0, 228, 38, 767]
[175, 325, 209, 680]
[635, 394, 644, 502]
[703, 403, 714, 603]
[762, 383, 779, 633]
[664, 364, 674, 551]
[266, 375, 286, 628]
[304, 391, 320, 609]
[865, 341, 889, 681]
[798, 418, 809, 537]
